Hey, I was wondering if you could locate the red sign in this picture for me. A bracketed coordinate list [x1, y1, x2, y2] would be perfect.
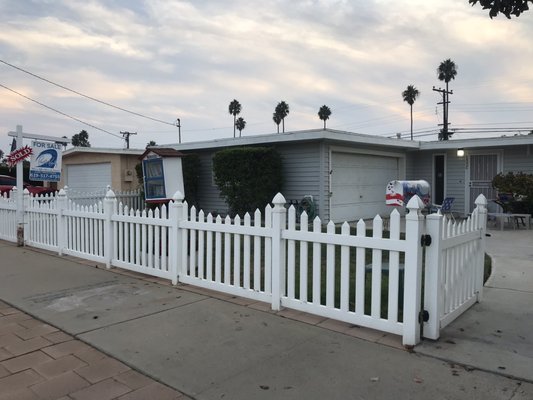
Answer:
[7, 145, 33, 167]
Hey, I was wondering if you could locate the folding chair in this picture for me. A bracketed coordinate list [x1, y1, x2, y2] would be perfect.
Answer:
[433, 197, 455, 222]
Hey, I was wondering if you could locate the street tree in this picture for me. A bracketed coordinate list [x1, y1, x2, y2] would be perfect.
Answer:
[318, 105, 332, 129]
[275, 101, 290, 133]
[273, 112, 282, 133]
[71, 130, 91, 147]
[402, 85, 420, 141]
[228, 99, 242, 138]
[235, 117, 246, 137]
[469, 0, 531, 18]
[146, 140, 157, 148]
[437, 59, 458, 140]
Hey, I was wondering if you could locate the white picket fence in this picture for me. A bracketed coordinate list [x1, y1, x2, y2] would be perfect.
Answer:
[0, 188, 488, 346]
[65, 186, 143, 210]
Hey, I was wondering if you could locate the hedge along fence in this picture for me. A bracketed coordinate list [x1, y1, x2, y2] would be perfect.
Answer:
[213, 147, 282, 216]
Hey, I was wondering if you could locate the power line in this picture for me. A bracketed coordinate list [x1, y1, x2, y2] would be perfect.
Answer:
[0, 83, 123, 139]
[0, 59, 176, 127]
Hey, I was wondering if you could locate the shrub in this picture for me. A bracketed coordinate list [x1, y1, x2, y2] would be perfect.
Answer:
[492, 171, 533, 214]
[213, 147, 282, 215]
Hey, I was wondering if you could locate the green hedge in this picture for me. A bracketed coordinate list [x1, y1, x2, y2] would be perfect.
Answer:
[492, 171, 533, 214]
[213, 147, 282, 215]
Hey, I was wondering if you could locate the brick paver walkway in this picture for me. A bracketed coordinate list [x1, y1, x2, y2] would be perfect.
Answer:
[0, 301, 189, 400]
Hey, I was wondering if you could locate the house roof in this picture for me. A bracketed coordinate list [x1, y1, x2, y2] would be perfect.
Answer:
[158, 128, 533, 153]
[162, 129, 420, 151]
[63, 147, 145, 157]
[418, 134, 533, 150]
[140, 147, 185, 159]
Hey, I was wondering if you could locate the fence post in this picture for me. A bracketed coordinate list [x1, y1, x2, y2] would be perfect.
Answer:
[103, 188, 117, 269]
[271, 193, 287, 311]
[21, 189, 30, 246]
[474, 194, 487, 302]
[423, 211, 443, 340]
[169, 191, 185, 285]
[402, 195, 424, 347]
[56, 189, 67, 256]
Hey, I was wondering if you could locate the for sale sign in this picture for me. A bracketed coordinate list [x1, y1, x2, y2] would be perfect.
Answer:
[6, 145, 33, 167]
[29, 141, 62, 182]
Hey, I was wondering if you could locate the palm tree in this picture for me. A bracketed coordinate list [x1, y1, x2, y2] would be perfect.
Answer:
[318, 105, 332, 129]
[402, 85, 420, 140]
[273, 112, 282, 133]
[228, 99, 242, 138]
[437, 59, 458, 140]
[235, 117, 246, 137]
[275, 101, 290, 133]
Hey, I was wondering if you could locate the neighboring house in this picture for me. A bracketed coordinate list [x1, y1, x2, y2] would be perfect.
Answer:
[162, 129, 533, 222]
[59, 147, 144, 193]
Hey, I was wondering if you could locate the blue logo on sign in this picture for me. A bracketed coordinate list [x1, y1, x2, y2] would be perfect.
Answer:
[36, 149, 58, 168]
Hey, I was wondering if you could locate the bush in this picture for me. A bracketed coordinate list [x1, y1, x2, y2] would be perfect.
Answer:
[213, 147, 282, 215]
[492, 172, 533, 214]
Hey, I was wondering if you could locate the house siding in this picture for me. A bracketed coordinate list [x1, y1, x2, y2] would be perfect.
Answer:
[503, 145, 533, 173]
[184, 142, 323, 216]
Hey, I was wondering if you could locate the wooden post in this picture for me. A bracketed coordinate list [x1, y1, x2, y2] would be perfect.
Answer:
[169, 191, 185, 285]
[103, 188, 117, 268]
[271, 193, 286, 311]
[403, 195, 424, 347]
[474, 194, 487, 302]
[56, 189, 67, 256]
[423, 212, 443, 340]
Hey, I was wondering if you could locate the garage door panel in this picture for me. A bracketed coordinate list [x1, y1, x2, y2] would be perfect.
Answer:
[331, 152, 399, 222]
[67, 163, 112, 192]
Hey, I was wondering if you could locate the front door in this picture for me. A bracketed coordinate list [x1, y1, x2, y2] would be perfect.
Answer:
[433, 155, 445, 205]
[467, 153, 500, 212]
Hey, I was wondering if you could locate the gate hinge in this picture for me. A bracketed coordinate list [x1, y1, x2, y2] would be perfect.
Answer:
[421, 234, 432, 247]
[419, 309, 429, 323]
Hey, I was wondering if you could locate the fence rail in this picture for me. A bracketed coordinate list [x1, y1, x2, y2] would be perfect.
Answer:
[0, 187, 488, 346]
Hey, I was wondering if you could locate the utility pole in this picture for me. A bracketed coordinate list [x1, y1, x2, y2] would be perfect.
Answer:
[175, 118, 181, 144]
[120, 131, 137, 149]
[432, 86, 453, 140]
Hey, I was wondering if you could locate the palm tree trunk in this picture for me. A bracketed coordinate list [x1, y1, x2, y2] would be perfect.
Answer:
[410, 105, 413, 140]
[233, 115, 236, 138]
[323, 120, 326, 129]
[282, 119, 285, 133]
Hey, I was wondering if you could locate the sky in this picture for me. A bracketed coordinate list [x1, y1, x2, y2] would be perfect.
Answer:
[1, 0, 533, 153]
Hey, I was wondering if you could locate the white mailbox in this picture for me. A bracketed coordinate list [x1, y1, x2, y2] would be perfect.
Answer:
[140, 148, 185, 203]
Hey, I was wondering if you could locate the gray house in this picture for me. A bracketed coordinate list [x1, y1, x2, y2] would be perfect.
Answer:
[166, 129, 533, 222]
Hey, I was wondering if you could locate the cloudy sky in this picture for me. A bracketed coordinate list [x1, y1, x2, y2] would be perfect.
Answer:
[1, 0, 532, 152]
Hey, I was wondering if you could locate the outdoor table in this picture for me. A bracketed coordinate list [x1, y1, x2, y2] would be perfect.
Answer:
[488, 212, 531, 231]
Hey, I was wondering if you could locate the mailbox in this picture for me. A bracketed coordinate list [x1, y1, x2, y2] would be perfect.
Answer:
[386, 180, 430, 207]
[140, 148, 185, 203]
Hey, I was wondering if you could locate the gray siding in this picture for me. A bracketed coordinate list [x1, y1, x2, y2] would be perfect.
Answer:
[184, 142, 323, 216]
[503, 145, 533, 173]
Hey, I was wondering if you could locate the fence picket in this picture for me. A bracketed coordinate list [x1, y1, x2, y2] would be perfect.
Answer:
[312, 216, 321, 305]
[287, 207, 296, 299]
[371, 215, 383, 318]
[355, 219, 366, 316]
[243, 213, 251, 289]
[388, 209, 401, 322]
[340, 222, 350, 312]
[299, 212, 309, 302]
[326, 221, 335, 308]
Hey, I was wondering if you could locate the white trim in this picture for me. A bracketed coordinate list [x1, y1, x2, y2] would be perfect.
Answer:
[63, 147, 144, 157]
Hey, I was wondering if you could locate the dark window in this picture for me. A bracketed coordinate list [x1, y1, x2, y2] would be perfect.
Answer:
[143, 159, 166, 199]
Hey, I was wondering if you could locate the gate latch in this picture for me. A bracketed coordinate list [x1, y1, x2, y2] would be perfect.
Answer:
[419, 310, 429, 323]
[421, 234, 432, 247]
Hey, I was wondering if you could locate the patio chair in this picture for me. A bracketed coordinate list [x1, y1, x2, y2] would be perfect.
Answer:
[433, 197, 455, 222]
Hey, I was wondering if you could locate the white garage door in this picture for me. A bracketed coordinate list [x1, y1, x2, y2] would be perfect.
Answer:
[330, 152, 399, 222]
[66, 163, 112, 193]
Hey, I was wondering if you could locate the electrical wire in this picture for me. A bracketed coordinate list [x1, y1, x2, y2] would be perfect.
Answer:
[0, 59, 176, 127]
[0, 83, 123, 139]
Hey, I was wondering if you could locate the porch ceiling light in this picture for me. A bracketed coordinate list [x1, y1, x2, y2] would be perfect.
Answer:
[457, 148, 465, 157]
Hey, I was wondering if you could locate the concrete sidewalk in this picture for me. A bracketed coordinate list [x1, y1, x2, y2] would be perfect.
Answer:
[416, 228, 533, 383]
[0, 238, 532, 399]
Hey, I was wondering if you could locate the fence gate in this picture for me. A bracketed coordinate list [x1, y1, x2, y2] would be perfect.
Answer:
[422, 194, 487, 340]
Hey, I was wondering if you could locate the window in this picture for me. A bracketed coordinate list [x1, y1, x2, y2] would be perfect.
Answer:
[143, 158, 165, 199]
